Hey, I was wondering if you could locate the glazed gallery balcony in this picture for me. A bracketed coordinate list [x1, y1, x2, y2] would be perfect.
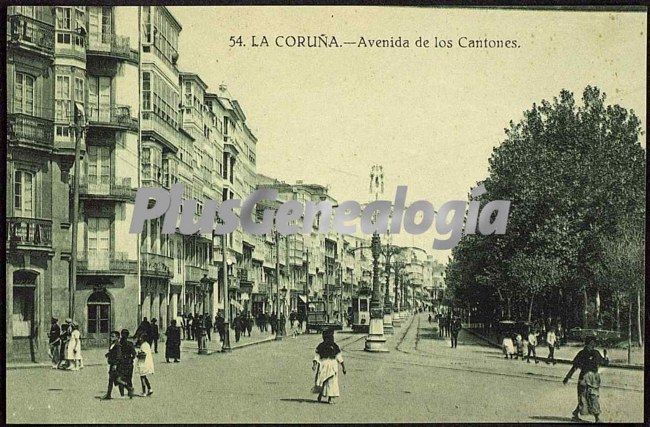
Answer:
[79, 177, 136, 202]
[141, 252, 174, 279]
[185, 265, 209, 284]
[7, 14, 55, 58]
[7, 113, 54, 152]
[77, 251, 137, 275]
[6, 217, 53, 250]
[87, 33, 139, 64]
[88, 105, 138, 132]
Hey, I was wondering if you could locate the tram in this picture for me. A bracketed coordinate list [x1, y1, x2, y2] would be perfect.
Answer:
[351, 286, 372, 333]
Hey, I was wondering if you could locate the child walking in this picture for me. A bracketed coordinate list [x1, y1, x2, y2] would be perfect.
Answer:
[136, 333, 154, 396]
[312, 329, 346, 404]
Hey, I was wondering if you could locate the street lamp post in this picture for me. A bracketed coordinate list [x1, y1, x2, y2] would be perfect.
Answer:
[69, 102, 86, 321]
[198, 274, 210, 355]
[365, 232, 388, 352]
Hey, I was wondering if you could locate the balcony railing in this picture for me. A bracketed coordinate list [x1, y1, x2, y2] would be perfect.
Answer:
[141, 252, 174, 279]
[7, 113, 54, 150]
[7, 217, 53, 249]
[7, 14, 55, 57]
[77, 251, 137, 274]
[88, 105, 138, 132]
[79, 176, 136, 201]
[87, 33, 139, 63]
[185, 265, 208, 283]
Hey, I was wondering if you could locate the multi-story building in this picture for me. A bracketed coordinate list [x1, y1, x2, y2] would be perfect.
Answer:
[6, 5, 59, 362]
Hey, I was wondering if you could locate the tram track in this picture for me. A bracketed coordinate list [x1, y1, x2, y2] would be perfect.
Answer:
[339, 314, 643, 394]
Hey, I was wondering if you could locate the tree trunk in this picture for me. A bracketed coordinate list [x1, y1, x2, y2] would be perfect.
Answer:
[507, 297, 511, 320]
[595, 288, 601, 326]
[628, 293, 632, 364]
[527, 297, 534, 323]
[616, 295, 620, 333]
[583, 288, 588, 329]
[636, 289, 643, 346]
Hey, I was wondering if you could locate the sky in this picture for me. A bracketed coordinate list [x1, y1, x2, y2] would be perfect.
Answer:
[169, 6, 647, 262]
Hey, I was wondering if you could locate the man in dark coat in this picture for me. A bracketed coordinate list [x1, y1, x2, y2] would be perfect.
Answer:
[101, 331, 124, 400]
[450, 316, 462, 348]
[117, 329, 136, 398]
[150, 318, 160, 353]
[270, 312, 277, 335]
[165, 319, 181, 363]
[215, 312, 226, 343]
[204, 315, 213, 342]
[233, 313, 242, 343]
[58, 319, 72, 369]
[48, 318, 61, 369]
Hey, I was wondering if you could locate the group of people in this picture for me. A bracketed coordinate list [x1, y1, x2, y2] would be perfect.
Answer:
[431, 313, 462, 348]
[48, 317, 83, 370]
[501, 327, 559, 364]
[102, 329, 155, 399]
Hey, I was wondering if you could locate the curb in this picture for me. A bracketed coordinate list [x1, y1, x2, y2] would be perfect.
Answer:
[464, 328, 644, 371]
[6, 336, 281, 370]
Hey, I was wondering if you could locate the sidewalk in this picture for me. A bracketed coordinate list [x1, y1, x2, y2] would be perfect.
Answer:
[6, 325, 284, 370]
[464, 327, 644, 371]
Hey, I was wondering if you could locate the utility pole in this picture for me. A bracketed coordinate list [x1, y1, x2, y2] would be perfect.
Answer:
[70, 103, 85, 321]
[304, 248, 309, 312]
[221, 233, 231, 351]
[365, 232, 388, 352]
[275, 229, 283, 340]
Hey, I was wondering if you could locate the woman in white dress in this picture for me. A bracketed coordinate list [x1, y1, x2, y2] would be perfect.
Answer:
[136, 333, 155, 396]
[312, 329, 346, 404]
[502, 335, 515, 359]
[65, 323, 82, 370]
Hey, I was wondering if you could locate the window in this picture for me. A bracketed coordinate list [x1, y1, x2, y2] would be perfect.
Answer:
[88, 217, 110, 255]
[87, 146, 110, 190]
[14, 170, 34, 218]
[87, 291, 111, 334]
[55, 75, 71, 121]
[88, 76, 110, 121]
[162, 156, 177, 188]
[142, 72, 151, 111]
[142, 146, 162, 184]
[13, 73, 35, 115]
[143, 6, 152, 44]
[74, 77, 84, 103]
[223, 116, 230, 136]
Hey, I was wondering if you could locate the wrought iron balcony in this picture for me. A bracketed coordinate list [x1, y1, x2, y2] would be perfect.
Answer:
[7, 14, 55, 57]
[88, 105, 138, 132]
[185, 265, 209, 283]
[7, 113, 54, 151]
[141, 252, 174, 279]
[6, 217, 53, 249]
[87, 33, 139, 64]
[77, 251, 137, 275]
[79, 176, 136, 202]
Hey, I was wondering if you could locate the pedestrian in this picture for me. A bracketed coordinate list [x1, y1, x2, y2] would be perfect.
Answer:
[257, 312, 265, 333]
[135, 317, 151, 343]
[312, 328, 346, 404]
[438, 315, 444, 338]
[215, 312, 225, 344]
[136, 334, 154, 397]
[428, 313, 432, 324]
[187, 314, 194, 340]
[117, 329, 136, 398]
[205, 315, 213, 342]
[58, 318, 72, 369]
[300, 311, 306, 332]
[48, 317, 61, 369]
[450, 316, 461, 348]
[502, 335, 515, 359]
[101, 331, 126, 400]
[515, 333, 525, 360]
[193, 314, 202, 343]
[245, 313, 253, 337]
[527, 329, 539, 363]
[165, 319, 181, 363]
[546, 327, 557, 365]
[150, 318, 159, 353]
[269, 312, 275, 335]
[563, 336, 609, 423]
[65, 322, 83, 370]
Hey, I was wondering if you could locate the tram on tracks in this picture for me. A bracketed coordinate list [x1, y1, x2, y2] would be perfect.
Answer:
[351, 286, 372, 333]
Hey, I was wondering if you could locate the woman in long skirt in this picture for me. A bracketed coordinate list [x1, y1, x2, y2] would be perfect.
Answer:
[65, 323, 82, 370]
[165, 319, 181, 363]
[136, 334, 154, 396]
[312, 329, 346, 403]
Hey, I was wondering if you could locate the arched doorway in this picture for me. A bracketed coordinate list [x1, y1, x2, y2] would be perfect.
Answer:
[87, 290, 111, 345]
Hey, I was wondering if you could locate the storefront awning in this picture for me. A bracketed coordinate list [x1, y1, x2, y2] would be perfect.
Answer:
[299, 295, 308, 303]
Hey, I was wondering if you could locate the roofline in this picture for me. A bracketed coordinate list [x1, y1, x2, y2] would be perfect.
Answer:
[161, 6, 182, 31]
